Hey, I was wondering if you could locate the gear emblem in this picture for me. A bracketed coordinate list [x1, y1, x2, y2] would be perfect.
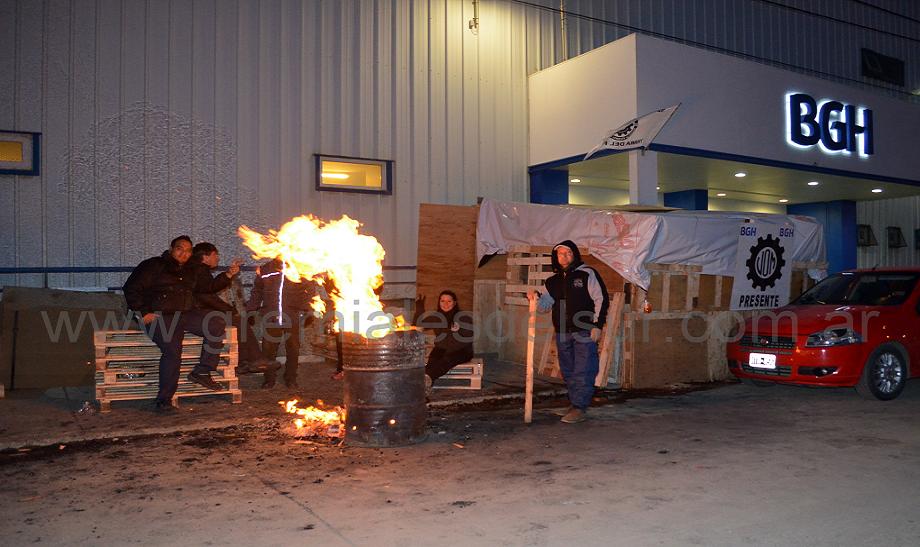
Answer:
[746, 234, 786, 291]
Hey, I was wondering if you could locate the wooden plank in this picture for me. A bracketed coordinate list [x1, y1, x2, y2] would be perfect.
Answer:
[508, 244, 554, 254]
[507, 256, 552, 266]
[698, 274, 718, 311]
[525, 296, 536, 424]
[595, 292, 625, 387]
[416, 204, 480, 313]
[720, 276, 734, 310]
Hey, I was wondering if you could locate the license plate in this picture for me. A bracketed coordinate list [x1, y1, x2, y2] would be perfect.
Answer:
[749, 353, 777, 369]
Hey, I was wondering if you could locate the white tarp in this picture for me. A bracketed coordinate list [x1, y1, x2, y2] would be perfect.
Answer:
[476, 199, 826, 290]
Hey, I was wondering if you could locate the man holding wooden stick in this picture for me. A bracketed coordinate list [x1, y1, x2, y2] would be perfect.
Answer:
[530, 240, 609, 424]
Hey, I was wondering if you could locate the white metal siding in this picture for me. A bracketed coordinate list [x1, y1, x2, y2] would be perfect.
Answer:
[2, 0, 919, 287]
[857, 196, 920, 268]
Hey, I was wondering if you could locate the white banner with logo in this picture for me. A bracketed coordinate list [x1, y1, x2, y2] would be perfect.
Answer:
[583, 104, 680, 160]
[730, 220, 795, 310]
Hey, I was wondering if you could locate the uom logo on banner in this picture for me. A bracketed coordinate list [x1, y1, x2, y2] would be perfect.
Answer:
[731, 221, 795, 311]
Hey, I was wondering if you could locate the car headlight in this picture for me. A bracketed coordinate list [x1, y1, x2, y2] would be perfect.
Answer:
[805, 328, 863, 347]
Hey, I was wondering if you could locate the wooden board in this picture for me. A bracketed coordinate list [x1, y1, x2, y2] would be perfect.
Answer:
[415, 203, 480, 314]
[473, 279, 505, 354]
[623, 315, 712, 389]
[0, 287, 126, 389]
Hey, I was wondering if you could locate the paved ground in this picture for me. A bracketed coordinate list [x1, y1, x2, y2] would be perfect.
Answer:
[4, 378, 920, 546]
[0, 356, 566, 450]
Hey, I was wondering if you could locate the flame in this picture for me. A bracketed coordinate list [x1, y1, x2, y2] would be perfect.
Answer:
[239, 215, 402, 337]
[280, 399, 345, 438]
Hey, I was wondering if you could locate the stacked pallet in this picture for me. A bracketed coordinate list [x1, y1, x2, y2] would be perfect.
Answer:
[434, 358, 484, 390]
[94, 327, 240, 412]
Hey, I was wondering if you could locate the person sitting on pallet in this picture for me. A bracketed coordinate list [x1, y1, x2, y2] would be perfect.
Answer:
[246, 257, 316, 389]
[123, 235, 227, 413]
[529, 240, 609, 424]
[189, 242, 280, 376]
[412, 290, 474, 394]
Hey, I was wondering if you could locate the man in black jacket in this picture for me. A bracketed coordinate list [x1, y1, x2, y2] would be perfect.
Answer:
[190, 242, 279, 375]
[246, 257, 315, 389]
[531, 240, 609, 424]
[123, 236, 227, 412]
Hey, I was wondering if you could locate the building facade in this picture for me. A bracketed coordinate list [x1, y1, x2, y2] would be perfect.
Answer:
[2, 0, 918, 289]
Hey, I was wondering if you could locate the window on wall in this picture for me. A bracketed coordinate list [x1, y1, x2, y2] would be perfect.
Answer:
[886, 227, 906, 249]
[857, 224, 878, 247]
[315, 155, 393, 195]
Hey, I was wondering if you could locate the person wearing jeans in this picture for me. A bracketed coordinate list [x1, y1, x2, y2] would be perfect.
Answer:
[147, 310, 226, 406]
[123, 236, 228, 412]
[531, 239, 609, 424]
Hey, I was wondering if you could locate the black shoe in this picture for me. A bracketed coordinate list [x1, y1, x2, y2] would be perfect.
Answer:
[235, 362, 253, 375]
[262, 372, 277, 389]
[187, 371, 223, 391]
[251, 358, 282, 374]
[154, 401, 176, 413]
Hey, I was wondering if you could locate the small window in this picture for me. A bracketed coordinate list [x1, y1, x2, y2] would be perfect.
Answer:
[857, 224, 877, 247]
[886, 226, 906, 249]
[315, 154, 393, 195]
[0, 130, 40, 176]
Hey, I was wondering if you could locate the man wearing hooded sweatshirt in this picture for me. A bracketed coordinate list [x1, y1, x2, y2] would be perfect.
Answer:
[532, 240, 609, 424]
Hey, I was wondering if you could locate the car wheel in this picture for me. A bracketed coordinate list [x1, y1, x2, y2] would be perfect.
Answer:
[740, 378, 775, 388]
[856, 344, 908, 401]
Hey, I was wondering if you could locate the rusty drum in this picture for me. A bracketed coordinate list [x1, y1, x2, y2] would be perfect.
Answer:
[341, 329, 427, 447]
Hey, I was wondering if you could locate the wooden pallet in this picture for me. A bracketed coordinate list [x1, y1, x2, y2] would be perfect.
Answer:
[433, 358, 484, 390]
[504, 245, 555, 306]
[94, 327, 241, 412]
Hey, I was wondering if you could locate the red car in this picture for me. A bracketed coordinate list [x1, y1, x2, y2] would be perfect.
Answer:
[727, 268, 920, 400]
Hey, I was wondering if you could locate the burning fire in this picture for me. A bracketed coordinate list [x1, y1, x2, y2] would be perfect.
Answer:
[280, 399, 345, 438]
[239, 215, 403, 337]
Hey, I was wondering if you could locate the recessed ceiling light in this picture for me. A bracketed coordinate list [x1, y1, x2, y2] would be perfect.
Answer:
[570, 178, 580, 183]
[656, 186, 661, 190]
[872, 188, 883, 193]
[716, 193, 726, 197]
[779, 199, 789, 203]
[734, 172, 747, 178]
[807, 181, 820, 186]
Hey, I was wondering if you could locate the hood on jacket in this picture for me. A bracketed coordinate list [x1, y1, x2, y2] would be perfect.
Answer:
[550, 239, 583, 273]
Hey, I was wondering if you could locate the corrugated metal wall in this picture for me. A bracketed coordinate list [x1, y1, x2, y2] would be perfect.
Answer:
[858, 196, 920, 268]
[2, 0, 918, 289]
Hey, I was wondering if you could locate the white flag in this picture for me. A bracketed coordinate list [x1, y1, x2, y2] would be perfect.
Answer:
[584, 104, 680, 161]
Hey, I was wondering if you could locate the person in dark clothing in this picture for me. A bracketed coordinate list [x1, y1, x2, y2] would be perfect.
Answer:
[532, 240, 609, 424]
[122, 236, 227, 412]
[246, 257, 315, 389]
[413, 290, 474, 393]
[189, 242, 279, 375]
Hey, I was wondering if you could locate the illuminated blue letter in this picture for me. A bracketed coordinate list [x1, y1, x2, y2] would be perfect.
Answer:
[789, 94, 819, 147]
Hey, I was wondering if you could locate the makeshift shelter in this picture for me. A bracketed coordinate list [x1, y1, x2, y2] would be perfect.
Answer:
[416, 200, 827, 390]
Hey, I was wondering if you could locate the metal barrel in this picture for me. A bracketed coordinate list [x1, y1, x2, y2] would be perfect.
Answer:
[341, 329, 427, 447]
